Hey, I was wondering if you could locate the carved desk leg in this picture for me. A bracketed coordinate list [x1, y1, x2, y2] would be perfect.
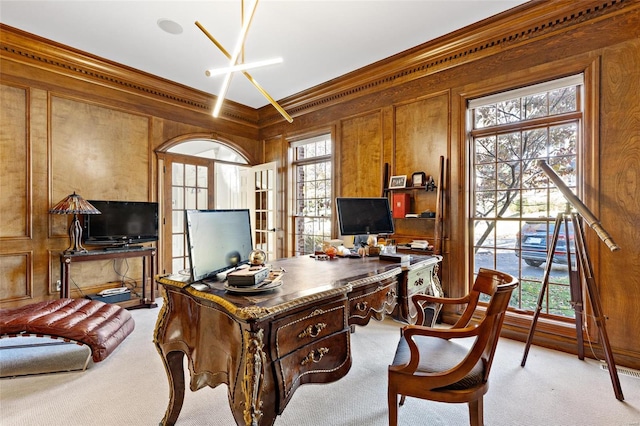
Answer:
[159, 350, 186, 426]
[242, 329, 267, 426]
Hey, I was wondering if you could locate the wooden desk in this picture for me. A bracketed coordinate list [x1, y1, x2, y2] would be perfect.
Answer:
[60, 246, 157, 309]
[154, 254, 441, 426]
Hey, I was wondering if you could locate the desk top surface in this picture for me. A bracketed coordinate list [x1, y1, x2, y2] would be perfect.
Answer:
[157, 254, 440, 320]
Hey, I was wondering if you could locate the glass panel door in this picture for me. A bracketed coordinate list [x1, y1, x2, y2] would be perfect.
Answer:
[250, 162, 278, 261]
[162, 155, 213, 275]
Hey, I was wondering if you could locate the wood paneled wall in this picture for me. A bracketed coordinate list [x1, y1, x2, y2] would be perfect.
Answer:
[1, 1, 639, 369]
[257, 1, 640, 368]
[0, 27, 263, 302]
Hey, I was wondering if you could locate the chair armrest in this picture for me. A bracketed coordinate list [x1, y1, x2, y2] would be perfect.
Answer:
[411, 293, 470, 326]
[402, 323, 480, 341]
[412, 293, 470, 306]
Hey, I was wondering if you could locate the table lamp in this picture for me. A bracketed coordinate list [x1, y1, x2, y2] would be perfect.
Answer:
[49, 192, 101, 253]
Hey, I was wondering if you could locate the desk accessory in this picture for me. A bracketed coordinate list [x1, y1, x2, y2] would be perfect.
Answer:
[379, 253, 410, 263]
[227, 266, 270, 286]
[410, 240, 429, 250]
[392, 193, 410, 218]
[411, 171, 426, 187]
[223, 280, 282, 294]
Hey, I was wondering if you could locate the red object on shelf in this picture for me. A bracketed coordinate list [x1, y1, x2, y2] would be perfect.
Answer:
[392, 193, 410, 218]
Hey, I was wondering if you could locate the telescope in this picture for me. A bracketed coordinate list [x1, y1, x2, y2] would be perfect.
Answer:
[537, 160, 619, 252]
[522, 160, 623, 401]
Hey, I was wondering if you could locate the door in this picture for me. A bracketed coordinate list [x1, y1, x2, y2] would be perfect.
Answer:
[248, 162, 278, 261]
[161, 154, 214, 275]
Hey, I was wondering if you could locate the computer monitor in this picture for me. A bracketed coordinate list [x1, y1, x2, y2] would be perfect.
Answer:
[185, 209, 253, 282]
[336, 197, 395, 236]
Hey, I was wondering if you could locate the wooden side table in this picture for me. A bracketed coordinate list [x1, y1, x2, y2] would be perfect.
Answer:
[60, 246, 157, 309]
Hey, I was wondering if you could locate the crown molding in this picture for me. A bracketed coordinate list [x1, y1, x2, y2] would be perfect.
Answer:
[258, 0, 636, 127]
[0, 24, 259, 128]
[1, 0, 636, 130]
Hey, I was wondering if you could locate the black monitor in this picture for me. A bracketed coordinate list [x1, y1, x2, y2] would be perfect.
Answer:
[83, 200, 158, 247]
[185, 209, 253, 282]
[336, 197, 395, 236]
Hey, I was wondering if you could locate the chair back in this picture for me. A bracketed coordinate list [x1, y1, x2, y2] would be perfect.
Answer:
[451, 268, 513, 328]
[470, 268, 518, 382]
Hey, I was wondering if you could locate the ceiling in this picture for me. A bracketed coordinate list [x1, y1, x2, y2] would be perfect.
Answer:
[0, 1, 528, 110]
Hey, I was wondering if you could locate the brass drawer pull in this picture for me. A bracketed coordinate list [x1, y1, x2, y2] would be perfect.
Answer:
[355, 301, 368, 312]
[301, 347, 329, 366]
[298, 322, 327, 339]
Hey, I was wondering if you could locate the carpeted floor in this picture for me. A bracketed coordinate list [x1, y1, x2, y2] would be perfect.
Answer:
[1, 299, 639, 425]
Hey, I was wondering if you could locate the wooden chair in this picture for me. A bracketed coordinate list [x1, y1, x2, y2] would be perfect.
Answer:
[388, 268, 518, 426]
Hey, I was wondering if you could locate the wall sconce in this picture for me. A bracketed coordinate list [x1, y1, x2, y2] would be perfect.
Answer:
[49, 192, 101, 253]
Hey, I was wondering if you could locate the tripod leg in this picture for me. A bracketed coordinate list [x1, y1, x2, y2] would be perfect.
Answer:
[572, 215, 624, 401]
[521, 215, 563, 367]
[565, 215, 585, 360]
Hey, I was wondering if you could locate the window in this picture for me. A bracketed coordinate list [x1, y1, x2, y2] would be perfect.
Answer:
[469, 75, 583, 319]
[292, 134, 332, 256]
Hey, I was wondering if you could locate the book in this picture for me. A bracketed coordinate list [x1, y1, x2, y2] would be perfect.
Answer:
[227, 266, 270, 286]
[379, 253, 410, 264]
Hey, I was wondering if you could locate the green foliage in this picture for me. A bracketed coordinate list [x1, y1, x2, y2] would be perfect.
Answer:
[513, 277, 574, 318]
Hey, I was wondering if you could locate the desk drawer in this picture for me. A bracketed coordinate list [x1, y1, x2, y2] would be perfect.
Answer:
[275, 330, 351, 410]
[405, 263, 438, 297]
[272, 301, 348, 359]
[348, 277, 397, 326]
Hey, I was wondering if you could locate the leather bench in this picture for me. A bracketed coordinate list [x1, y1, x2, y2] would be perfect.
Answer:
[0, 298, 134, 362]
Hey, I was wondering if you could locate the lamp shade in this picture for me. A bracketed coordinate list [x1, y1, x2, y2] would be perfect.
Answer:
[49, 192, 101, 215]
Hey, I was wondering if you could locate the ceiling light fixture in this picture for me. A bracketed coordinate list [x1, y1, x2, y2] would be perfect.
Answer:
[205, 57, 283, 77]
[196, 0, 293, 123]
[211, 0, 258, 118]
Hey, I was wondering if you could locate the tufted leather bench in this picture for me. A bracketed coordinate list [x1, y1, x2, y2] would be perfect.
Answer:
[0, 298, 134, 362]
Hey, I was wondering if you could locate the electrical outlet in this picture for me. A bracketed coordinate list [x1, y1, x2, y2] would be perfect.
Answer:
[56, 280, 61, 291]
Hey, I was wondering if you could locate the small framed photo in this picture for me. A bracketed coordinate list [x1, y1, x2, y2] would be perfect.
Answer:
[411, 172, 427, 187]
[389, 175, 407, 189]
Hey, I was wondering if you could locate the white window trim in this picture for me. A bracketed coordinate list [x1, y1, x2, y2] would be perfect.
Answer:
[468, 74, 584, 109]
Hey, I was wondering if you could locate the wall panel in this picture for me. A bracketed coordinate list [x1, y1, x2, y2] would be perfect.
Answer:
[0, 83, 28, 238]
[394, 93, 449, 182]
[339, 112, 383, 197]
[599, 38, 640, 352]
[0, 253, 31, 301]
[50, 96, 149, 204]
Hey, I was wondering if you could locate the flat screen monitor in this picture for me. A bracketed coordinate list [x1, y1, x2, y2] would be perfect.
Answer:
[83, 200, 158, 247]
[336, 197, 395, 236]
[185, 209, 253, 282]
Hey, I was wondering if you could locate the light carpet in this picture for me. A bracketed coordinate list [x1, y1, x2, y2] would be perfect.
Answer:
[1, 299, 639, 426]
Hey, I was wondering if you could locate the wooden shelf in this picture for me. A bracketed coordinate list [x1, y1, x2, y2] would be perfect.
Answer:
[385, 186, 437, 192]
[384, 156, 445, 254]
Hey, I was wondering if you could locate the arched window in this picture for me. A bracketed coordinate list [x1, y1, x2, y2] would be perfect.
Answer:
[159, 138, 250, 275]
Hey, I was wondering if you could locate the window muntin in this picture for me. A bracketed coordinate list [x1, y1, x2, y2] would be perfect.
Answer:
[470, 76, 582, 319]
[292, 135, 332, 256]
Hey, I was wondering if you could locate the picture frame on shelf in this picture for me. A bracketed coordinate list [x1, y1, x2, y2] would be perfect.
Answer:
[389, 175, 407, 189]
[411, 172, 426, 187]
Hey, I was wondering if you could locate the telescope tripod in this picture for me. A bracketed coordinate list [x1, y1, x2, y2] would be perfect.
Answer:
[520, 211, 624, 401]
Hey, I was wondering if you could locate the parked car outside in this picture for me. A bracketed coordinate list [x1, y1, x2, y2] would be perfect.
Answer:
[516, 220, 576, 267]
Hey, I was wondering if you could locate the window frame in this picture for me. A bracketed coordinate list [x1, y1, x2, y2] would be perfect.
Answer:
[461, 60, 600, 341]
[288, 133, 334, 257]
